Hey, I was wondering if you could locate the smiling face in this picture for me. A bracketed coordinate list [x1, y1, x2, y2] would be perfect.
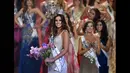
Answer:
[73, 0, 80, 6]
[88, 9, 96, 20]
[55, 16, 62, 28]
[26, 0, 33, 7]
[86, 22, 94, 33]
[96, 21, 103, 32]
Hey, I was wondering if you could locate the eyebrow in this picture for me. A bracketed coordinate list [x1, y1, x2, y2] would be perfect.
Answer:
[55, 19, 61, 20]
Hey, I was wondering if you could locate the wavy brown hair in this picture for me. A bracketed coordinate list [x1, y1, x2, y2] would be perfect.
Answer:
[22, 0, 35, 16]
[53, 14, 69, 37]
[65, 13, 74, 35]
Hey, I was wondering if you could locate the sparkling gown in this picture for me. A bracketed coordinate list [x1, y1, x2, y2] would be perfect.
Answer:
[18, 12, 42, 73]
[79, 36, 99, 73]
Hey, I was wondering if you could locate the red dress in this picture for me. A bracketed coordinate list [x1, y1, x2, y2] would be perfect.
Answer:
[14, 23, 21, 68]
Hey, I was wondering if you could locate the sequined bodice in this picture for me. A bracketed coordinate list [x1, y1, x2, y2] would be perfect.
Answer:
[42, 2, 65, 19]
[23, 12, 36, 25]
[82, 36, 98, 49]
[22, 12, 36, 44]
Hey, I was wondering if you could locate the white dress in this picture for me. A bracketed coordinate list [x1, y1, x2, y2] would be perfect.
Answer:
[48, 30, 67, 73]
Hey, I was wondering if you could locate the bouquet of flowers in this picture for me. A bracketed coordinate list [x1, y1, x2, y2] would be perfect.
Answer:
[27, 43, 54, 64]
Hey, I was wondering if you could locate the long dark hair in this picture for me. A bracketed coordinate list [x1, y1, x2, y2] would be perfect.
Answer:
[65, 13, 74, 34]
[90, 8, 101, 22]
[53, 14, 68, 37]
[23, 0, 35, 16]
[22, 0, 36, 23]
[83, 0, 96, 6]
[95, 20, 108, 46]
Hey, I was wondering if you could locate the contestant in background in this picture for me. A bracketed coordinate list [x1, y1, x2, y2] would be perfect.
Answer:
[14, 0, 22, 73]
[64, 13, 80, 73]
[67, 0, 85, 65]
[95, 20, 112, 73]
[14, 0, 46, 73]
[78, 21, 100, 73]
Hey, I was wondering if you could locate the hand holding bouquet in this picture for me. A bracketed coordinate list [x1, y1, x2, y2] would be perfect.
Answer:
[27, 43, 54, 61]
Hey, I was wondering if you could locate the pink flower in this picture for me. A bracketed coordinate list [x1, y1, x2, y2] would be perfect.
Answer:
[49, 43, 55, 48]
[42, 43, 48, 49]
[30, 46, 35, 54]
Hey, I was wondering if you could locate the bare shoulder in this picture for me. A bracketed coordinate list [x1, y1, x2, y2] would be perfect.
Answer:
[40, 1, 46, 6]
[33, 8, 39, 11]
[61, 30, 68, 37]
[20, 8, 24, 11]
[63, 30, 69, 35]
[16, 8, 24, 15]
[94, 33, 100, 40]
[41, 1, 46, 4]
[32, 8, 40, 13]
[94, 33, 100, 37]
[64, 0, 66, 3]
[19, 8, 24, 12]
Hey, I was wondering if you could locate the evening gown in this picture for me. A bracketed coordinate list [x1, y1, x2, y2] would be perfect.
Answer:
[14, 23, 21, 68]
[79, 37, 99, 73]
[71, 8, 84, 65]
[66, 32, 79, 73]
[97, 39, 109, 73]
[18, 12, 42, 73]
[48, 30, 67, 73]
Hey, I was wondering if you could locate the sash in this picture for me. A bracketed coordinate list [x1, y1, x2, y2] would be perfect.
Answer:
[100, 43, 108, 59]
[51, 46, 66, 72]
[81, 36, 100, 68]
[70, 35, 77, 56]
[100, 42, 109, 66]
[27, 13, 38, 37]
[30, 22, 38, 37]
[49, 35, 66, 72]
